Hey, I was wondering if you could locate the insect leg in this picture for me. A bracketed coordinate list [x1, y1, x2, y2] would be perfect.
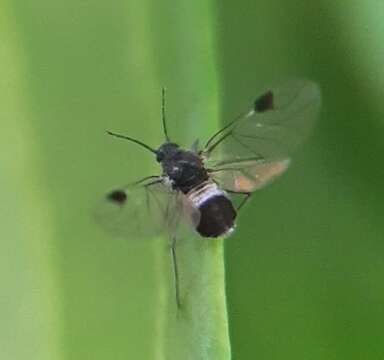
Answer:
[225, 190, 252, 212]
[237, 192, 252, 211]
[134, 175, 162, 186]
[171, 236, 181, 309]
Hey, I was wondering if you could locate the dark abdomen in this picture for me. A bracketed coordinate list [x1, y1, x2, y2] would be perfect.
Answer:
[196, 195, 236, 238]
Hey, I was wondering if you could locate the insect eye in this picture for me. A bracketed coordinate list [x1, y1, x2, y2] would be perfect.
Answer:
[156, 151, 164, 162]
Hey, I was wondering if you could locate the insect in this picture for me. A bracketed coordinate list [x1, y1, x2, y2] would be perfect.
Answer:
[97, 80, 321, 307]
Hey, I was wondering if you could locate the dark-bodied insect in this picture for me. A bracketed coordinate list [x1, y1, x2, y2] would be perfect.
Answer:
[97, 80, 321, 307]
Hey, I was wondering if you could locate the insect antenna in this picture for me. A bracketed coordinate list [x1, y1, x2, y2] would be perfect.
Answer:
[106, 131, 157, 154]
[162, 87, 170, 142]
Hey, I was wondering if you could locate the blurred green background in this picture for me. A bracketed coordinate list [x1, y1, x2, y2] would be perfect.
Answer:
[2, 0, 384, 359]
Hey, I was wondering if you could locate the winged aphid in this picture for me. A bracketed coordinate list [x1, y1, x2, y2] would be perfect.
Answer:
[98, 81, 321, 307]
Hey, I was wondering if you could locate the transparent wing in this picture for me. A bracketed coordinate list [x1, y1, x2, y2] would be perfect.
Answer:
[95, 178, 200, 240]
[203, 79, 321, 164]
[210, 158, 290, 193]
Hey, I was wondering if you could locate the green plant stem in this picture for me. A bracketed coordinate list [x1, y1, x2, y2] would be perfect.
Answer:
[163, 237, 231, 360]
[140, 0, 231, 360]
[147, 0, 232, 356]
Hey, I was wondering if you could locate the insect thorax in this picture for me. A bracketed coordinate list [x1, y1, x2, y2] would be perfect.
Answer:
[160, 148, 208, 193]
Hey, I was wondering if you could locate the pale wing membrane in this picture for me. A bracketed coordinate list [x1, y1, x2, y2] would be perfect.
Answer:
[95, 180, 199, 240]
[204, 80, 321, 164]
[211, 158, 290, 193]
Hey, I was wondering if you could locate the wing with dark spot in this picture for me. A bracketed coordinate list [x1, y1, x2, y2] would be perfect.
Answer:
[204, 79, 321, 164]
[95, 180, 200, 240]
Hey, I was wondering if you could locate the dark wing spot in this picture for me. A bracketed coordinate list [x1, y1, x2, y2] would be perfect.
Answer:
[107, 190, 127, 204]
[254, 90, 274, 112]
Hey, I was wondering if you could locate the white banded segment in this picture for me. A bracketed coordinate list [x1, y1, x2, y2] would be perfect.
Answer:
[187, 181, 226, 208]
